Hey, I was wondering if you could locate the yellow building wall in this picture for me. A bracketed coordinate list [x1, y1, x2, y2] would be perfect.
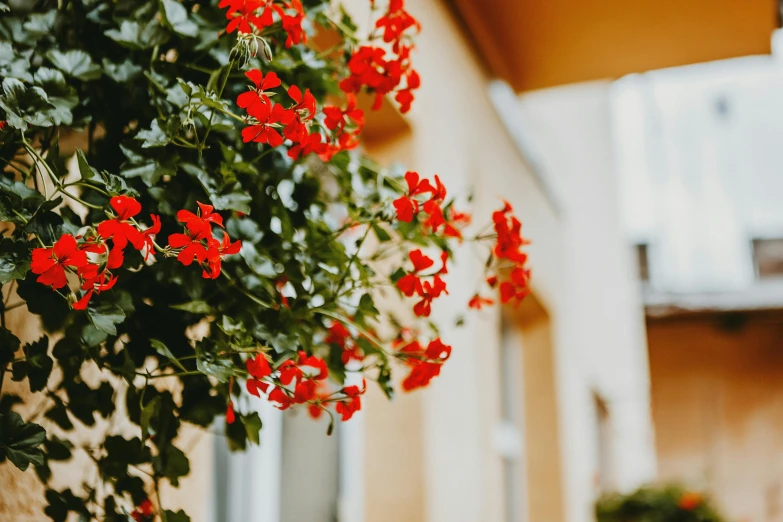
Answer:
[649, 313, 783, 522]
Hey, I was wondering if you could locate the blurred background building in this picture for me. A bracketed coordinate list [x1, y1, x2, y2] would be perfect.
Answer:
[3, 1, 783, 522]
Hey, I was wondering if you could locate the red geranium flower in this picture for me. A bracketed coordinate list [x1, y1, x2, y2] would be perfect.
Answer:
[287, 85, 316, 121]
[97, 196, 146, 251]
[241, 97, 294, 146]
[412, 276, 447, 317]
[237, 69, 282, 111]
[323, 94, 364, 132]
[468, 294, 494, 310]
[226, 401, 236, 424]
[31, 234, 88, 289]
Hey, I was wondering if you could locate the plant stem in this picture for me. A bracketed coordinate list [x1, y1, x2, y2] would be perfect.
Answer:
[201, 59, 237, 152]
[155, 477, 168, 522]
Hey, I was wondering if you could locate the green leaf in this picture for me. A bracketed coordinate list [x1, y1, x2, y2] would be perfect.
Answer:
[153, 444, 190, 486]
[161, 0, 198, 37]
[14, 336, 52, 393]
[75, 149, 101, 183]
[46, 50, 101, 81]
[243, 412, 263, 445]
[164, 510, 191, 522]
[372, 222, 391, 242]
[0, 77, 57, 129]
[33, 67, 78, 126]
[140, 396, 160, 443]
[23, 10, 57, 36]
[105, 19, 169, 50]
[211, 190, 253, 214]
[87, 302, 126, 336]
[0, 411, 46, 471]
[0, 238, 30, 284]
[170, 300, 214, 314]
[195, 339, 234, 382]
[0, 327, 21, 367]
[150, 339, 187, 371]
[101, 58, 142, 83]
[136, 119, 172, 148]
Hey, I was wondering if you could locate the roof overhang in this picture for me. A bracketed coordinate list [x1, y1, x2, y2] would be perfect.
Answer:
[450, 0, 780, 91]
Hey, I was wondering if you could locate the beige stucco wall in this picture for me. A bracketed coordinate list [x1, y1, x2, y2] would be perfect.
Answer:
[649, 313, 783, 522]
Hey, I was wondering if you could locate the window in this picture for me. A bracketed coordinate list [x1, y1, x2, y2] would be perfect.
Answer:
[211, 394, 364, 522]
[495, 318, 528, 522]
[635, 244, 650, 282]
[752, 238, 783, 278]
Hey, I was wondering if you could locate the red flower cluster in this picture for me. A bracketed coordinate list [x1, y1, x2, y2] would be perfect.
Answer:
[396, 249, 448, 317]
[244, 348, 366, 421]
[30, 196, 160, 310]
[393, 171, 464, 239]
[339, 1, 420, 113]
[167, 201, 241, 279]
[324, 322, 364, 364]
[469, 201, 531, 308]
[245, 350, 328, 409]
[130, 499, 155, 522]
[678, 492, 702, 511]
[238, 69, 362, 161]
[397, 337, 452, 391]
[219, 0, 305, 48]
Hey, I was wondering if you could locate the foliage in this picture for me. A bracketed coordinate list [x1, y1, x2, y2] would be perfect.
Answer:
[0, 0, 531, 519]
[596, 485, 727, 522]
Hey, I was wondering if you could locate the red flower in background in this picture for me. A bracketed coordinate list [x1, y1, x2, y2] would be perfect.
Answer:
[226, 401, 236, 424]
[412, 276, 447, 317]
[335, 381, 365, 421]
[130, 499, 155, 522]
[493, 201, 529, 264]
[323, 94, 364, 132]
[393, 171, 435, 222]
[678, 492, 702, 511]
[399, 338, 451, 391]
[468, 294, 494, 310]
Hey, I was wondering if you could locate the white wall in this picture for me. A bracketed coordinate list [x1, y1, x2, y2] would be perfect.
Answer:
[517, 81, 658, 521]
[612, 49, 783, 294]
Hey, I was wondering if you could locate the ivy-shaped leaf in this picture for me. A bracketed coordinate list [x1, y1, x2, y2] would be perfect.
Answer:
[101, 58, 142, 83]
[0, 411, 46, 471]
[105, 19, 169, 50]
[0, 326, 21, 368]
[0, 78, 57, 129]
[152, 444, 190, 486]
[150, 339, 187, 371]
[161, 0, 198, 37]
[87, 302, 126, 336]
[0, 237, 31, 284]
[46, 50, 101, 81]
[11, 335, 52, 393]
[164, 510, 191, 522]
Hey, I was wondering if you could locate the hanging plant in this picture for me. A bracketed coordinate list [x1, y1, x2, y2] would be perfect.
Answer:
[0, 0, 531, 519]
[597, 485, 727, 522]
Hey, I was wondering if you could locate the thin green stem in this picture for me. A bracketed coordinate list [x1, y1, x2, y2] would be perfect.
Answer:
[55, 187, 104, 210]
[201, 58, 237, 152]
